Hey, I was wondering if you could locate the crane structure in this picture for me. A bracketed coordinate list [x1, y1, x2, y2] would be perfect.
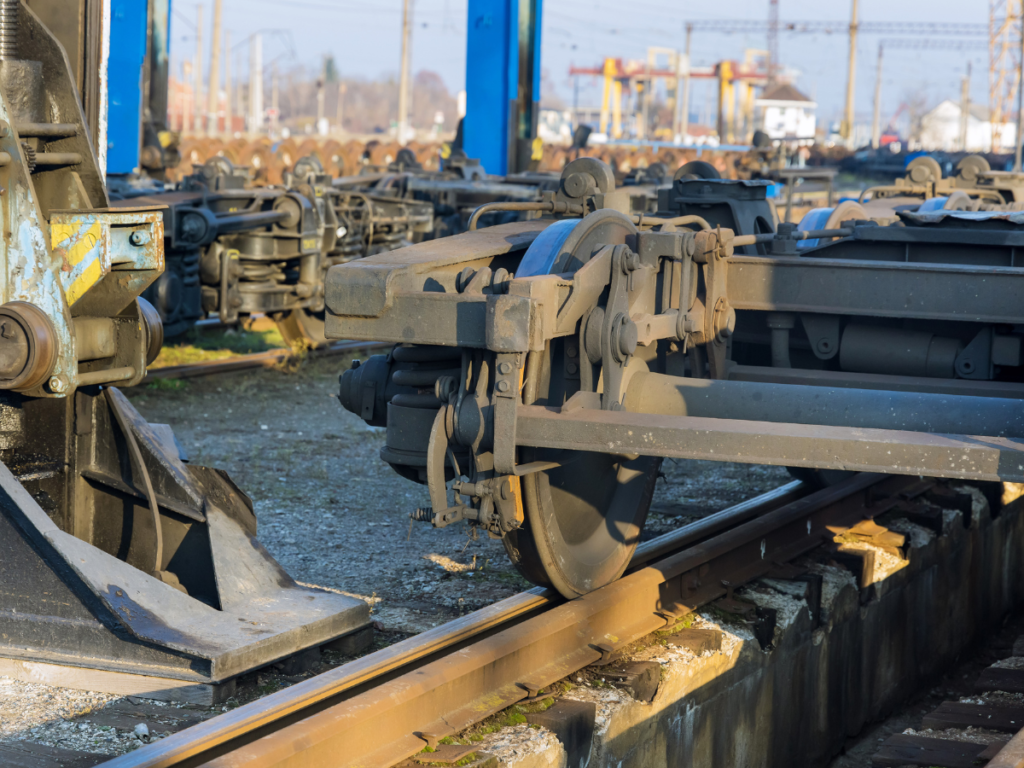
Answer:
[569, 55, 765, 142]
[990, 0, 1022, 153]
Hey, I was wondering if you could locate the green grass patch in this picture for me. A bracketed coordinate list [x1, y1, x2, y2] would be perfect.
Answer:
[151, 324, 285, 369]
[657, 613, 695, 636]
[146, 378, 189, 391]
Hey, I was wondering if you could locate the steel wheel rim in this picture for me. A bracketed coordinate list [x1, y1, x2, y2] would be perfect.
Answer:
[505, 212, 661, 598]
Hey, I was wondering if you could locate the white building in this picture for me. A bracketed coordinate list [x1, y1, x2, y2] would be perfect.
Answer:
[919, 100, 1017, 152]
[755, 83, 817, 145]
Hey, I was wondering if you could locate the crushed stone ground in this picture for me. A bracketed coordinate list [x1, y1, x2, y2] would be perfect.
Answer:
[0, 355, 789, 755]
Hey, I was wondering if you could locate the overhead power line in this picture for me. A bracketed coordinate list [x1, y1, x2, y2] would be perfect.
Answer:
[879, 38, 989, 51]
[685, 20, 989, 36]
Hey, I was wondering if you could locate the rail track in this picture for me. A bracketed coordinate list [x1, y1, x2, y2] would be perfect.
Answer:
[142, 340, 391, 382]
[103, 471, 939, 768]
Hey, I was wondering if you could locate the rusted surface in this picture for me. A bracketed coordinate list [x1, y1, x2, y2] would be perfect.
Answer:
[106, 473, 922, 768]
[170, 135, 750, 186]
[515, 403, 1024, 483]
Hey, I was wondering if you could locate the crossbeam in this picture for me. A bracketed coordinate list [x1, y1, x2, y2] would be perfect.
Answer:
[515, 406, 1024, 482]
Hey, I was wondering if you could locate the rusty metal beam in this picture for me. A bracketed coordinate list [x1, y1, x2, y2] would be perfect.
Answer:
[515, 405, 1024, 482]
[727, 255, 1024, 324]
[106, 473, 915, 768]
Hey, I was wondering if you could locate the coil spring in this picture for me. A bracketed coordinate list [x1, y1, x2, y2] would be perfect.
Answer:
[410, 506, 433, 523]
[0, 0, 17, 61]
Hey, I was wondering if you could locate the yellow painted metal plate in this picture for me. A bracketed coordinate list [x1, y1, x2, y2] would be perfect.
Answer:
[52, 216, 106, 307]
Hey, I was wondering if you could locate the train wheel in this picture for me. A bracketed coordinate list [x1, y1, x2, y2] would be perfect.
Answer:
[503, 211, 662, 598]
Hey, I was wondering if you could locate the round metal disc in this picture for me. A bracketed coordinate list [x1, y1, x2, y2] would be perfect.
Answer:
[504, 212, 662, 598]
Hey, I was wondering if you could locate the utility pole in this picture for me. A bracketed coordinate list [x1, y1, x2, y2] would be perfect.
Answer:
[640, 56, 651, 139]
[767, 0, 779, 85]
[990, 0, 1021, 153]
[316, 55, 326, 133]
[271, 63, 279, 135]
[1016, 6, 1024, 172]
[871, 42, 883, 148]
[224, 30, 232, 135]
[249, 33, 262, 134]
[397, 0, 413, 144]
[236, 50, 245, 125]
[680, 24, 693, 141]
[193, 4, 203, 133]
[843, 0, 859, 147]
[961, 61, 971, 151]
[337, 82, 345, 132]
[183, 60, 192, 131]
[206, 0, 222, 134]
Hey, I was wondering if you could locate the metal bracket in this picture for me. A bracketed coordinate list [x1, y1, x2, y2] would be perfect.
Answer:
[800, 313, 841, 361]
[956, 327, 994, 380]
[597, 245, 638, 409]
[492, 352, 522, 476]
[694, 229, 734, 379]
[424, 406, 472, 528]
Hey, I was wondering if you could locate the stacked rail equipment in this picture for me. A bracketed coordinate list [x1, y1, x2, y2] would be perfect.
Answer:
[331, 158, 1024, 598]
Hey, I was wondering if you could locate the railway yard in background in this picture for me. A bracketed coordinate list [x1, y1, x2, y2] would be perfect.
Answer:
[1, 0, 1023, 767]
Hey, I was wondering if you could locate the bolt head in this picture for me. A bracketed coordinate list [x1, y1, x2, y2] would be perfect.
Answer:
[48, 375, 66, 393]
[496, 380, 510, 393]
[498, 361, 512, 375]
[566, 361, 578, 375]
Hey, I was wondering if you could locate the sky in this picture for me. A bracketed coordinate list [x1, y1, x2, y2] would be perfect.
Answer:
[168, 0, 994, 130]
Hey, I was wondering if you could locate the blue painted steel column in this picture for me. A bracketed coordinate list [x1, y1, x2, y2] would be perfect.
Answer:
[464, 0, 542, 175]
[107, 0, 150, 175]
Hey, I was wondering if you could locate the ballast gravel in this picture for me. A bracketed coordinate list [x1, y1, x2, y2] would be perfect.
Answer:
[0, 355, 789, 754]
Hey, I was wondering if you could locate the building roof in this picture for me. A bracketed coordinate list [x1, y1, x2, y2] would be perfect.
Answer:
[760, 83, 813, 103]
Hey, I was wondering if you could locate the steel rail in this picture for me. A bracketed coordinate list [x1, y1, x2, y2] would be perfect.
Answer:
[983, 723, 1024, 767]
[104, 474, 924, 768]
[142, 340, 391, 382]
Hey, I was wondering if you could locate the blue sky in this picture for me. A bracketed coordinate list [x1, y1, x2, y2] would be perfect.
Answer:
[169, 0, 993, 127]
